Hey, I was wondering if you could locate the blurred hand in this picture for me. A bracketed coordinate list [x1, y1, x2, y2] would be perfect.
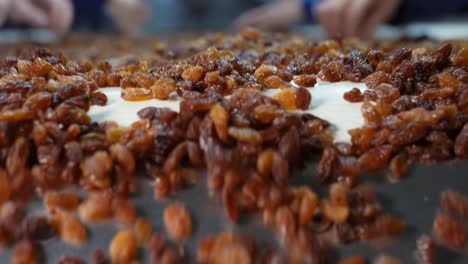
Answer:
[106, 0, 149, 36]
[7, 0, 73, 34]
[0, 0, 10, 25]
[316, 0, 401, 39]
[234, 0, 302, 31]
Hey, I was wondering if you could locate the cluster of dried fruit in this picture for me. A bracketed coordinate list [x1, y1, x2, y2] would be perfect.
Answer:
[333, 44, 468, 186]
[0, 29, 467, 263]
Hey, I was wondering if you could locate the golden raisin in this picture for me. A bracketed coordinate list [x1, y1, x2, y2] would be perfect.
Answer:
[253, 104, 283, 124]
[53, 210, 87, 247]
[78, 192, 113, 222]
[210, 103, 229, 141]
[373, 255, 401, 264]
[134, 218, 153, 246]
[44, 191, 80, 212]
[294, 74, 317, 88]
[228, 127, 262, 145]
[330, 183, 348, 206]
[298, 189, 319, 226]
[256, 148, 276, 178]
[321, 200, 349, 224]
[453, 48, 468, 66]
[197, 236, 215, 263]
[109, 230, 137, 264]
[274, 88, 297, 110]
[209, 232, 252, 264]
[11, 240, 37, 264]
[113, 198, 138, 226]
[163, 202, 192, 242]
[151, 78, 177, 100]
[182, 65, 204, 82]
[254, 64, 277, 83]
[263, 75, 283, 88]
[121, 88, 152, 101]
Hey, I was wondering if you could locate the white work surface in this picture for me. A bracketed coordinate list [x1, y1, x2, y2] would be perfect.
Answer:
[89, 81, 368, 143]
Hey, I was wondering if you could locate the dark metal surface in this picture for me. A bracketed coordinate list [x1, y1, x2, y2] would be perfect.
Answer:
[1, 161, 468, 263]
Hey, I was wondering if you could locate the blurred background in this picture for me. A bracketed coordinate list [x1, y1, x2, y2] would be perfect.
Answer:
[0, 0, 467, 42]
[145, 0, 266, 32]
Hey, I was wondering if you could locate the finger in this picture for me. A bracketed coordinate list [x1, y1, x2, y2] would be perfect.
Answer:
[9, 0, 49, 27]
[38, 0, 73, 34]
[361, 1, 398, 39]
[106, 0, 149, 35]
[344, 0, 371, 37]
[0, 0, 11, 25]
[316, 0, 348, 38]
[233, 5, 274, 30]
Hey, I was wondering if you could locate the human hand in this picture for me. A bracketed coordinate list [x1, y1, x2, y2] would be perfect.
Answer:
[316, 0, 401, 39]
[106, 0, 149, 36]
[0, 0, 11, 26]
[7, 0, 73, 34]
[233, 0, 302, 31]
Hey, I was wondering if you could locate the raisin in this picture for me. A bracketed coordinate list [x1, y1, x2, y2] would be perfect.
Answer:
[365, 71, 389, 90]
[263, 75, 283, 89]
[182, 65, 204, 83]
[343, 88, 364, 103]
[433, 214, 466, 250]
[53, 210, 87, 247]
[44, 191, 80, 212]
[272, 152, 289, 186]
[317, 147, 339, 184]
[440, 190, 468, 221]
[294, 74, 317, 88]
[210, 103, 229, 141]
[321, 200, 349, 224]
[228, 127, 262, 145]
[121, 88, 152, 101]
[151, 78, 177, 100]
[455, 123, 468, 158]
[257, 149, 275, 178]
[453, 48, 468, 66]
[134, 218, 153, 246]
[295, 87, 312, 110]
[78, 192, 113, 223]
[0, 169, 11, 206]
[375, 84, 400, 103]
[163, 202, 192, 242]
[11, 240, 37, 264]
[358, 145, 393, 173]
[109, 230, 137, 264]
[254, 64, 277, 83]
[209, 232, 252, 264]
[56, 256, 87, 264]
[298, 188, 319, 226]
[339, 256, 366, 264]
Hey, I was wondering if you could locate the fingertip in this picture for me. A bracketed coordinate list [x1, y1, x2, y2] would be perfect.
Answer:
[48, 0, 74, 35]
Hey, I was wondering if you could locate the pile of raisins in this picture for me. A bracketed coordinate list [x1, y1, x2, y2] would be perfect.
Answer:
[0, 29, 467, 263]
